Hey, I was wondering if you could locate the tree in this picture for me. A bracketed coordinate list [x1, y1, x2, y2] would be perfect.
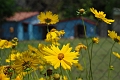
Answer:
[0, 0, 16, 23]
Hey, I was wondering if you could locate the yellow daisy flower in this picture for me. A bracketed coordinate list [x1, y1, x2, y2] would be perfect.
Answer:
[108, 30, 117, 39]
[3, 65, 14, 77]
[74, 63, 83, 71]
[113, 52, 120, 59]
[92, 37, 99, 43]
[11, 37, 18, 47]
[53, 73, 60, 80]
[13, 50, 40, 73]
[28, 45, 46, 64]
[75, 43, 87, 52]
[37, 11, 59, 25]
[108, 30, 120, 43]
[0, 73, 10, 80]
[77, 78, 83, 80]
[0, 39, 12, 49]
[45, 29, 65, 45]
[77, 8, 86, 15]
[43, 43, 79, 70]
[15, 76, 22, 80]
[63, 76, 68, 80]
[39, 77, 46, 80]
[6, 52, 21, 62]
[102, 18, 115, 24]
[90, 7, 114, 24]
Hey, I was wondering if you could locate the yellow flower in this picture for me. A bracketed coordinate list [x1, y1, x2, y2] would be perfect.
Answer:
[28, 45, 46, 64]
[39, 65, 44, 72]
[90, 8, 106, 19]
[77, 8, 86, 15]
[110, 65, 114, 70]
[77, 78, 83, 80]
[90, 7, 114, 24]
[102, 18, 115, 24]
[0, 39, 12, 49]
[113, 52, 120, 59]
[0, 66, 5, 73]
[15, 76, 22, 80]
[13, 50, 40, 73]
[0, 73, 9, 80]
[11, 37, 18, 47]
[53, 73, 60, 80]
[37, 11, 59, 25]
[43, 43, 79, 70]
[2, 65, 14, 77]
[45, 29, 65, 45]
[108, 30, 117, 39]
[92, 37, 99, 43]
[108, 30, 120, 43]
[39, 77, 46, 80]
[63, 76, 68, 80]
[6, 52, 21, 62]
[75, 43, 87, 52]
[74, 63, 83, 71]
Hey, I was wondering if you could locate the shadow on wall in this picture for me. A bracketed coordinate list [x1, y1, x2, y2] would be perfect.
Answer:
[74, 24, 85, 38]
[42, 25, 56, 39]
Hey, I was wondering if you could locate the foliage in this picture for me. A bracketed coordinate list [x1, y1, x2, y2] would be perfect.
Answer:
[0, 0, 16, 23]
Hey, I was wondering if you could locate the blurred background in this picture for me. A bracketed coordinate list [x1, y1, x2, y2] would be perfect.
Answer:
[1, 0, 120, 80]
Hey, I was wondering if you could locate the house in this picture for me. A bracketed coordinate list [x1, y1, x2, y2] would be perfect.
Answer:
[34, 17, 97, 40]
[0, 12, 39, 40]
[55, 17, 97, 39]
[112, 8, 120, 35]
[0, 12, 97, 40]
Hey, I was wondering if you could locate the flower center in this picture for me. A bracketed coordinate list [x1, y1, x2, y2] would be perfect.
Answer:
[58, 53, 64, 60]
[22, 61, 31, 71]
[45, 18, 51, 23]
[114, 38, 119, 42]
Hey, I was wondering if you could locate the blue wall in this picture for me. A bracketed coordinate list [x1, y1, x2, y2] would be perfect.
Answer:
[1, 16, 96, 40]
[56, 19, 96, 38]
[1, 15, 40, 40]
[1, 22, 18, 40]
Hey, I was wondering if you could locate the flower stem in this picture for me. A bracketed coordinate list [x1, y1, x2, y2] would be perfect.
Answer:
[0, 50, 1, 66]
[90, 42, 94, 80]
[60, 64, 64, 80]
[108, 42, 116, 80]
[81, 16, 91, 80]
[47, 25, 49, 33]
[81, 51, 88, 79]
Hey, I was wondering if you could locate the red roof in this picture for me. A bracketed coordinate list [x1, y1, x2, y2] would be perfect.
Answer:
[6, 12, 39, 22]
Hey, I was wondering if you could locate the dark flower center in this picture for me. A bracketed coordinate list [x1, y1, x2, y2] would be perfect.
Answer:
[3, 66, 14, 77]
[114, 38, 119, 42]
[22, 61, 31, 71]
[58, 53, 64, 60]
[45, 18, 51, 23]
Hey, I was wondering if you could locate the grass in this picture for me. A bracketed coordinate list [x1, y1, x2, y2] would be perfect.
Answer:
[1, 37, 120, 80]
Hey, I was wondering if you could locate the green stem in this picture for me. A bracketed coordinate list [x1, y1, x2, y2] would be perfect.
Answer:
[65, 70, 72, 80]
[108, 42, 116, 80]
[34, 71, 39, 80]
[47, 25, 49, 33]
[90, 42, 94, 80]
[60, 64, 64, 80]
[81, 16, 91, 80]
[81, 50, 87, 79]
[10, 48, 12, 80]
[27, 71, 30, 80]
[0, 50, 1, 66]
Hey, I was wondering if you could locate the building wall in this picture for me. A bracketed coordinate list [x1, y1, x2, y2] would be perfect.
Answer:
[1, 22, 18, 40]
[113, 15, 120, 35]
[56, 19, 96, 38]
